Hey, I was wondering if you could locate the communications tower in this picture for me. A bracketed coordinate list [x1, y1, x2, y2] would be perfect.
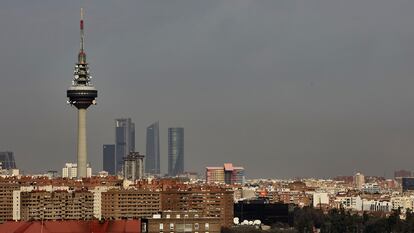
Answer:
[67, 8, 97, 178]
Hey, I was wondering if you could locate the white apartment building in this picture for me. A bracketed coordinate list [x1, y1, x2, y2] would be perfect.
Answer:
[62, 163, 92, 178]
[313, 192, 329, 208]
[335, 196, 363, 211]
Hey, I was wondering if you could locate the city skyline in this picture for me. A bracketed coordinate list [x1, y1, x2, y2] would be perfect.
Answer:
[2, 1, 414, 177]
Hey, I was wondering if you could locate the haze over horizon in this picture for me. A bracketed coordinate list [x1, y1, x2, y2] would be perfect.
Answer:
[1, 1, 414, 178]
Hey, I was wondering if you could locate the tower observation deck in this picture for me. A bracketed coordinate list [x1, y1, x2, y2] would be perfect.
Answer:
[67, 8, 97, 178]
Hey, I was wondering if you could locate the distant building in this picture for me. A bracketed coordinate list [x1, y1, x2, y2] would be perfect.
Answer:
[313, 192, 329, 208]
[168, 127, 184, 176]
[395, 170, 412, 179]
[115, 118, 135, 174]
[146, 122, 160, 175]
[363, 183, 380, 194]
[206, 163, 245, 185]
[123, 152, 145, 181]
[334, 196, 363, 211]
[103, 144, 115, 175]
[0, 151, 16, 170]
[402, 177, 414, 192]
[354, 172, 365, 190]
[62, 163, 91, 179]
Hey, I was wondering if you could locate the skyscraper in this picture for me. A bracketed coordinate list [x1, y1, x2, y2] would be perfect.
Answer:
[123, 152, 145, 181]
[0, 152, 16, 170]
[168, 127, 184, 176]
[354, 172, 365, 190]
[146, 122, 160, 175]
[66, 9, 97, 178]
[115, 118, 135, 174]
[103, 144, 115, 175]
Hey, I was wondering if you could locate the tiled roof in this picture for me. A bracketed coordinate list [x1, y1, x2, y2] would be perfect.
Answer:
[0, 220, 141, 233]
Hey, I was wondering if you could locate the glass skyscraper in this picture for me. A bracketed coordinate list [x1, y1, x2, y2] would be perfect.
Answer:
[0, 151, 16, 169]
[145, 121, 160, 175]
[115, 118, 135, 174]
[102, 144, 115, 175]
[168, 127, 184, 176]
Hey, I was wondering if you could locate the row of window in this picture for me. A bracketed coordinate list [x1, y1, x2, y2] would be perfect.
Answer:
[159, 223, 209, 231]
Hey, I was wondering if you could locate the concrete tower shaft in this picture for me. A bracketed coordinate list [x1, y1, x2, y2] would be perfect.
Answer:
[66, 8, 97, 178]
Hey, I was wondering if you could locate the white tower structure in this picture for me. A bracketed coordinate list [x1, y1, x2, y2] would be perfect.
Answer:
[67, 9, 97, 178]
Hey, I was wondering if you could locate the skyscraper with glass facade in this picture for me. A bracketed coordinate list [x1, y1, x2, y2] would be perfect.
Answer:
[115, 118, 135, 174]
[0, 151, 16, 170]
[103, 144, 115, 175]
[168, 127, 184, 176]
[145, 122, 160, 175]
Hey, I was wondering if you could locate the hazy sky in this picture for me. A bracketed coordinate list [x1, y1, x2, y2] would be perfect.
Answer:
[1, 0, 414, 178]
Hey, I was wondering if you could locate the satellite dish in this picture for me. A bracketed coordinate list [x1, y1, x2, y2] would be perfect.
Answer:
[248, 221, 254, 225]
[253, 220, 261, 225]
[233, 217, 239, 225]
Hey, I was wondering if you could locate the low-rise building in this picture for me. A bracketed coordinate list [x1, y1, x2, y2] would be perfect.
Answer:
[146, 211, 221, 233]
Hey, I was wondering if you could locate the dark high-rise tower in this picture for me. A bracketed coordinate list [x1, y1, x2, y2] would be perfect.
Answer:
[168, 127, 184, 176]
[145, 121, 160, 175]
[115, 118, 135, 174]
[0, 152, 16, 170]
[103, 144, 115, 175]
[66, 9, 97, 178]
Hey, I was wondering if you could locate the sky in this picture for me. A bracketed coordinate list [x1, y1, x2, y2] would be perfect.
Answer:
[1, 0, 414, 178]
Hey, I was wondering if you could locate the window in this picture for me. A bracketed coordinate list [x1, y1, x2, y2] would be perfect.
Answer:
[160, 224, 164, 231]
[205, 223, 209, 230]
[166, 214, 170, 219]
[194, 223, 199, 230]
[170, 223, 174, 230]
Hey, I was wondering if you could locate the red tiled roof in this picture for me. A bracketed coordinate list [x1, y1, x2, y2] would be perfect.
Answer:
[0, 220, 141, 233]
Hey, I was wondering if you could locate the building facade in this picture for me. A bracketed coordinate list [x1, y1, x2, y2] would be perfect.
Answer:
[103, 144, 116, 175]
[146, 122, 160, 175]
[20, 190, 94, 220]
[115, 118, 135, 174]
[0, 182, 20, 222]
[161, 188, 234, 227]
[146, 211, 221, 233]
[123, 152, 145, 181]
[168, 128, 184, 176]
[101, 190, 161, 219]
[206, 163, 245, 185]
[62, 163, 92, 179]
[0, 151, 16, 170]
[354, 172, 365, 190]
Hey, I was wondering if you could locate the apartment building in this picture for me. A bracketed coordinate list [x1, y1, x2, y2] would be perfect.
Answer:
[161, 188, 234, 227]
[146, 211, 221, 233]
[0, 182, 20, 222]
[20, 190, 94, 220]
[101, 189, 161, 219]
